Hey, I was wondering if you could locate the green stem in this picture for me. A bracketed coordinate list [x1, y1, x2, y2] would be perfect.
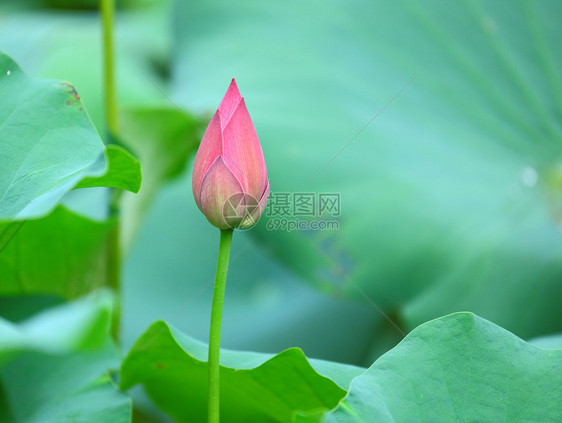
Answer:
[208, 228, 234, 423]
[107, 194, 121, 341]
[100, 0, 120, 341]
[101, 0, 117, 136]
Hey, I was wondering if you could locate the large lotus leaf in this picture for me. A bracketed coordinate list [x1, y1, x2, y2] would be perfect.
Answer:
[0, 52, 142, 221]
[121, 320, 363, 423]
[326, 312, 562, 422]
[0, 342, 131, 423]
[0, 206, 114, 299]
[0, 51, 107, 220]
[0, 289, 130, 422]
[172, 0, 562, 339]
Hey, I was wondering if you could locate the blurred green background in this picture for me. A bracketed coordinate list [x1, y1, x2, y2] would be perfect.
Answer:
[1, 0, 561, 373]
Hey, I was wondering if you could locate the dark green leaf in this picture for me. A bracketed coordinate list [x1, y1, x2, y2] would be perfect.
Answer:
[75, 144, 142, 193]
[0, 295, 63, 322]
[0, 206, 114, 299]
[0, 222, 23, 253]
[121, 320, 363, 422]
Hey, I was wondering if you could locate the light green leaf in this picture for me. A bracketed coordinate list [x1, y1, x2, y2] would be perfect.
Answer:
[75, 144, 142, 193]
[326, 313, 562, 422]
[0, 342, 131, 423]
[0, 290, 130, 422]
[0, 289, 112, 366]
[0, 51, 106, 220]
[0, 206, 114, 299]
[172, 0, 562, 340]
[121, 320, 363, 422]
[0, 3, 173, 139]
[0, 51, 141, 221]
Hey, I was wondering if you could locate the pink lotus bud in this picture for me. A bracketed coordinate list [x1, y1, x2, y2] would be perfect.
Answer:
[192, 79, 270, 229]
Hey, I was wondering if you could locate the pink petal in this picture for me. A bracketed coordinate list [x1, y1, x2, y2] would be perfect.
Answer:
[218, 78, 242, 130]
[198, 156, 245, 229]
[222, 98, 268, 200]
[240, 179, 271, 228]
[192, 111, 223, 209]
